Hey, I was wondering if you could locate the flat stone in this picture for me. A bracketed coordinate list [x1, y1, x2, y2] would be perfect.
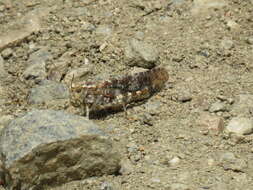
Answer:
[23, 48, 52, 81]
[226, 117, 253, 135]
[0, 109, 121, 190]
[124, 39, 159, 69]
[28, 80, 69, 105]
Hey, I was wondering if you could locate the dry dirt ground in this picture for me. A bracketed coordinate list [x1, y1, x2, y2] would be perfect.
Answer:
[1, 0, 253, 189]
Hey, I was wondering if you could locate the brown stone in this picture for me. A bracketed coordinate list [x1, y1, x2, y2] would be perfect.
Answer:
[197, 112, 224, 134]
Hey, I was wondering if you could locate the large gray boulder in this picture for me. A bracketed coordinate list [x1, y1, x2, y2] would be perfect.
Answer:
[0, 110, 121, 190]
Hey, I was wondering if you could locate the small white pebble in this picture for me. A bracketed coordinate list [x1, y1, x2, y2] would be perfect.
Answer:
[169, 156, 180, 166]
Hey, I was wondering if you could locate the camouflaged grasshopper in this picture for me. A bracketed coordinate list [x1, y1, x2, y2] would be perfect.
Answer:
[69, 67, 169, 119]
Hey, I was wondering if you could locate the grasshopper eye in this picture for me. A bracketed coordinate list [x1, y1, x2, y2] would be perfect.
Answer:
[76, 88, 82, 93]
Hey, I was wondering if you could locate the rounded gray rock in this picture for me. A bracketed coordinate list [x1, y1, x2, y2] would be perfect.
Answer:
[0, 109, 121, 190]
[226, 117, 253, 135]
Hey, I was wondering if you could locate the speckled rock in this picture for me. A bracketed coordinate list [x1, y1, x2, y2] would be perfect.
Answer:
[28, 80, 69, 106]
[0, 110, 121, 190]
[124, 39, 159, 69]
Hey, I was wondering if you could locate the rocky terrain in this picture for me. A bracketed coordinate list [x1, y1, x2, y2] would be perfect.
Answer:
[0, 0, 253, 189]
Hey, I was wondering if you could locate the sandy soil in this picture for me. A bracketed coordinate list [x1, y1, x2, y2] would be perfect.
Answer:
[1, 0, 253, 189]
